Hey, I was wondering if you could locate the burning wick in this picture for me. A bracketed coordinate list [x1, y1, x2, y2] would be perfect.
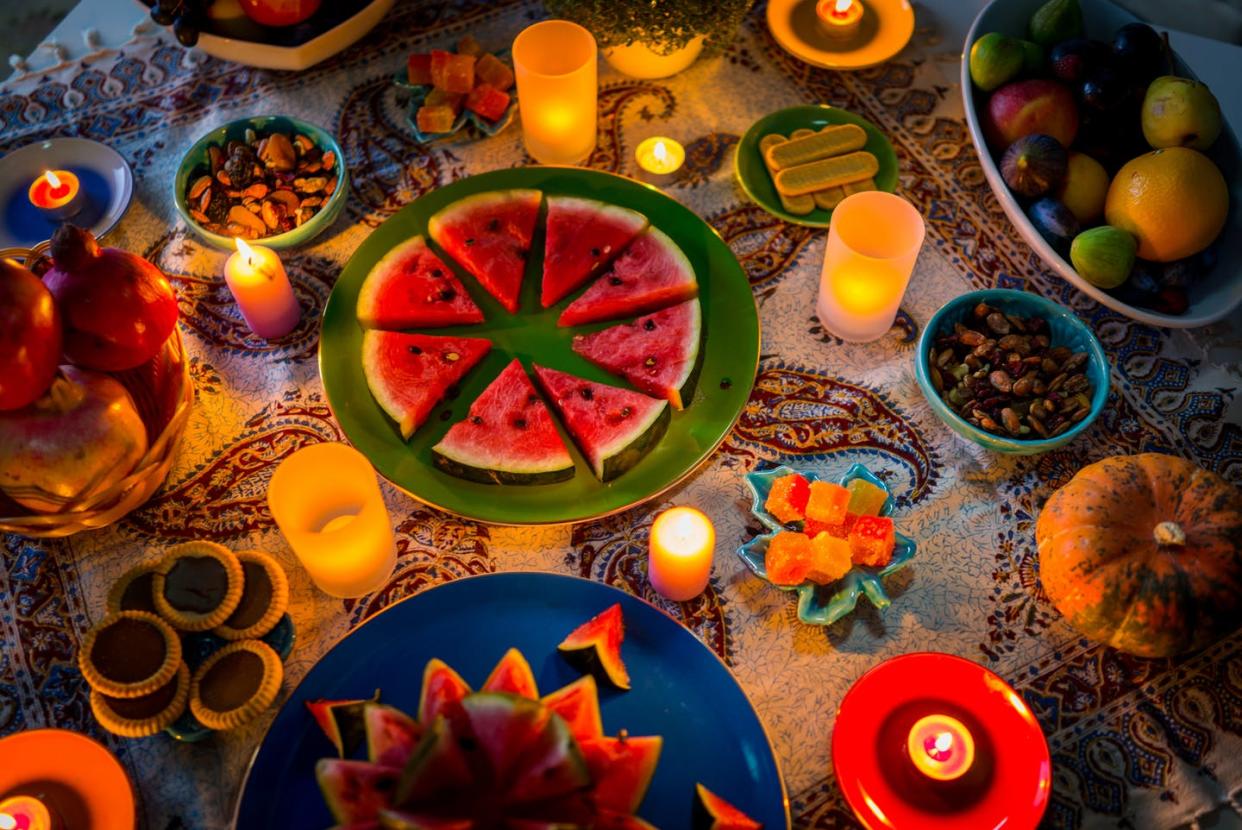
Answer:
[906, 714, 976, 782]
[817, 0, 864, 39]
[634, 136, 686, 180]
[28, 168, 82, 217]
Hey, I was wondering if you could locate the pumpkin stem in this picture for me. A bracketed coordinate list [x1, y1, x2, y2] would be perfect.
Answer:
[1153, 521, 1186, 546]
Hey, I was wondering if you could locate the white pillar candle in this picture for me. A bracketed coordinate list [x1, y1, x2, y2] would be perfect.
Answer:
[648, 507, 715, 601]
[223, 237, 301, 339]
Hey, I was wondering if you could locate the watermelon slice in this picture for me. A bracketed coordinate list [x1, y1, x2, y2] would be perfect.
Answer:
[366, 703, 424, 768]
[541, 196, 647, 308]
[460, 693, 555, 788]
[504, 707, 592, 804]
[395, 715, 477, 808]
[578, 735, 662, 813]
[308, 692, 381, 757]
[317, 759, 400, 825]
[540, 676, 603, 742]
[356, 235, 483, 330]
[693, 783, 762, 829]
[532, 365, 669, 482]
[363, 331, 491, 439]
[482, 647, 539, 699]
[432, 359, 575, 485]
[558, 227, 697, 327]
[418, 659, 471, 725]
[428, 190, 541, 314]
[557, 604, 630, 690]
[571, 300, 702, 410]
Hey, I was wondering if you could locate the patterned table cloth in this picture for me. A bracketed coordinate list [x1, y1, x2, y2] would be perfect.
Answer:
[2, 2, 1241, 828]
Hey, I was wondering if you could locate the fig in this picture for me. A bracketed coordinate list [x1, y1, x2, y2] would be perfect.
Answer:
[0, 259, 62, 411]
[1027, 198, 1079, 255]
[1049, 38, 1109, 84]
[970, 33, 1024, 92]
[1070, 225, 1137, 288]
[1028, 0, 1084, 48]
[1001, 134, 1068, 197]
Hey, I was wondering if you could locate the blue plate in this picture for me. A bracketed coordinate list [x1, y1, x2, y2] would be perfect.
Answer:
[739, 464, 916, 626]
[233, 573, 789, 828]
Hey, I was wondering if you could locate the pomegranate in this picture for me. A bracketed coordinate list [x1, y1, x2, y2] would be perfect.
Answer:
[0, 367, 148, 513]
[0, 258, 62, 410]
[44, 225, 179, 371]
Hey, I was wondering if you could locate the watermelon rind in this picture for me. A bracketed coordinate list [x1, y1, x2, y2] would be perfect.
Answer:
[541, 196, 648, 308]
[557, 604, 630, 690]
[362, 331, 491, 439]
[317, 759, 401, 825]
[693, 783, 763, 830]
[365, 702, 424, 769]
[356, 235, 483, 330]
[558, 227, 698, 327]
[482, 647, 540, 699]
[308, 691, 381, 757]
[428, 189, 541, 314]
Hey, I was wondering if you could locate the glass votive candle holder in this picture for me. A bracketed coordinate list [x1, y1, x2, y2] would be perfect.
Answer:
[267, 442, 397, 598]
[512, 19, 598, 165]
[816, 191, 926, 343]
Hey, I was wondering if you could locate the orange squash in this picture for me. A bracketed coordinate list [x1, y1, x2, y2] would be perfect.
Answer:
[1036, 453, 1242, 658]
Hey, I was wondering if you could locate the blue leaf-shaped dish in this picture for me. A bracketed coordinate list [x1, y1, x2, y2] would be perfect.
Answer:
[393, 50, 518, 143]
[738, 464, 916, 626]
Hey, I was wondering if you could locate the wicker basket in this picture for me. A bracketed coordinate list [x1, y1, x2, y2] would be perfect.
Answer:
[0, 243, 194, 538]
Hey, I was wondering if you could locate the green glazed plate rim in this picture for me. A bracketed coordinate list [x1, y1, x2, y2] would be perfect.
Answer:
[319, 167, 760, 526]
[734, 104, 899, 228]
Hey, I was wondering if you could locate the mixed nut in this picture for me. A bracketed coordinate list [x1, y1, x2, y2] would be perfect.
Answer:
[928, 302, 1095, 440]
[185, 127, 338, 239]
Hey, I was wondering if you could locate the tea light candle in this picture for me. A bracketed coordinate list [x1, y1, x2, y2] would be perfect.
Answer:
[267, 442, 397, 598]
[635, 137, 685, 184]
[0, 796, 53, 830]
[27, 169, 82, 220]
[907, 714, 976, 782]
[817, 0, 864, 39]
[513, 20, 598, 165]
[816, 191, 925, 342]
[648, 507, 715, 601]
[223, 237, 301, 340]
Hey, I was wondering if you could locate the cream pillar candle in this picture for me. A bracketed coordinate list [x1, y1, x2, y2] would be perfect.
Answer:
[223, 237, 301, 339]
[512, 20, 598, 165]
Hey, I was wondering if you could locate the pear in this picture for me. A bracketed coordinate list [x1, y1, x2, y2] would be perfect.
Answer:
[1028, 0, 1084, 48]
[1141, 76, 1222, 151]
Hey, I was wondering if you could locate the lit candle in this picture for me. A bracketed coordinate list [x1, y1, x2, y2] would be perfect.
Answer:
[817, 0, 864, 40]
[27, 169, 83, 220]
[634, 137, 685, 184]
[816, 191, 925, 342]
[906, 714, 976, 782]
[648, 507, 715, 601]
[513, 20, 598, 165]
[267, 441, 397, 598]
[0, 795, 53, 830]
[223, 237, 301, 340]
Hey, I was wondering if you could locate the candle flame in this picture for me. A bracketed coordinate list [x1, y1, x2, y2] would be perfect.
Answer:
[932, 731, 953, 756]
[653, 140, 668, 163]
[44, 169, 61, 188]
[234, 236, 256, 264]
[835, 0, 853, 12]
[0, 813, 15, 830]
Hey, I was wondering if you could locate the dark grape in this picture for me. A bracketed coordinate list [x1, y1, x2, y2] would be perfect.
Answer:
[1080, 68, 1126, 112]
[150, 4, 176, 25]
[173, 13, 200, 47]
[1113, 23, 1165, 78]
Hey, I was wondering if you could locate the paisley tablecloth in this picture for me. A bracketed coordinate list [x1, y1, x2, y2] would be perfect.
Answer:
[3, 1, 1241, 828]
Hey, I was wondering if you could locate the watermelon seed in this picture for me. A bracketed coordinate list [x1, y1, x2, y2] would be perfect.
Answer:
[432, 268, 444, 278]
[439, 288, 456, 301]
[644, 356, 657, 367]
[591, 247, 601, 257]
[444, 351, 460, 362]
[608, 276, 623, 286]
[527, 394, 539, 405]
[471, 416, 483, 425]
[464, 238, 475, 246]
[643, 319, 656, 331]
[487, 218, 500, 232]
[408, 345, 423, 355]
[621, 407, 632, 418]
[579, 387, 593, 401]
[720, 378, 733, 389]
[513, 418, 527, 429]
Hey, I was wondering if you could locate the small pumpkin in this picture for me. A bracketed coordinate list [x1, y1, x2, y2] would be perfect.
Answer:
[1036, 453, 1242, 658]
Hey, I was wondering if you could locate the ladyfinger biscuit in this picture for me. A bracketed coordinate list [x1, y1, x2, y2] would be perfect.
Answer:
[791, 128, 816, 139]
[774, 151, 879, 196]
[843, 178, 875, 195]
[766, 123, 867, 170]
[813, 187, 847, 210]
[780, 191, 816, 215]
[759, 133, 787, 157]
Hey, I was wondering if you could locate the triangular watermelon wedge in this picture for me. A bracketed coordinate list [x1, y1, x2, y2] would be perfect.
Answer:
[362, 331, 491, 439]
[532, 365, 669, 482]
[541, 196, 647, 308]
[356, 235, 483, 329]
[693, 783, 763, 829]
[570, 300, 702, 410]
[428, 190, 541, 314]
[432, 359, 575, 485]
[558, 227, 697, 327]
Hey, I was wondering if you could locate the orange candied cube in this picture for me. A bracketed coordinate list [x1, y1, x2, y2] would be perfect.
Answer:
[431, 50, 475, 94]
[465, 84, 511, 122]
[415, 104, 457, 134]
[848, 515, 896, 567]
[806, 481, 850, 526]
[764, 532, 813, 586]
[805, 512, 858, 540]
[764, 474, 810, 524]
[426, 87, 464, 114]
[457, 35, 484, 57]
[846, 479, 888, 516]
[407, 53, 433, 85]
[476, 53, 515, 92]
[807, 533, 852, 584]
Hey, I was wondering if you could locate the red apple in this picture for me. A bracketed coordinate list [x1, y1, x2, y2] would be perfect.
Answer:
[238, 0, 321, 26]
[985, 79, 1079, 149]
[0, 259, 62, 410]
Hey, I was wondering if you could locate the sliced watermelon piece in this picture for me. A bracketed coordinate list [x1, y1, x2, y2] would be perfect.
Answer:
[461, 693, 554, 789]
[308, 692, 381, 758]
[505, 708, 592, 805]
[418, 658, 471, 725]
[532, 365, 669, 482]
[379, 811, 474, 830]
[558, 227, 697, 326]
[396, 715, 477, 809]
[579, 735, 662, 813]
[571, 300, 702, 411]
[482, 647, 539, 699]
[356, 235, 483, 329]
[363, 331, 491, 439]
[557, 604, 630, 690]
[540, 675, 603, 742]
[433, 359, 575, 485]
[693, 783, 762, 830]
[317, 759, 400, 825]
[428, 189, 541, 314]
[366, 703, 424, 769]
[541, 196, 647, 308]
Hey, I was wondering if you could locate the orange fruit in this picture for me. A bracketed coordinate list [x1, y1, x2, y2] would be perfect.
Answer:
[1104, 147, 1227, 262]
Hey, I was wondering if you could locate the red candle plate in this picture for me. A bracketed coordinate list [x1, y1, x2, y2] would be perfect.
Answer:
[832, 652, 1051, 829]
[0, 729, 135, 830]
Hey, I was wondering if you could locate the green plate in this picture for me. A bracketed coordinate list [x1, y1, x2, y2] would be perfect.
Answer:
[320, 167, 760, 525]
[734, 104, 898, 228]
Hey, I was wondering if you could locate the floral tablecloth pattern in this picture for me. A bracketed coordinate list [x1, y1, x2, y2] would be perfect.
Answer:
[2, 1, 1241, 828]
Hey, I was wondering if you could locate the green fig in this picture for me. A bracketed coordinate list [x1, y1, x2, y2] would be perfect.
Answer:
[1071, 225, 1137, 288]
[970, 33, 1025, 92]
[1028, 0, 1084, 48]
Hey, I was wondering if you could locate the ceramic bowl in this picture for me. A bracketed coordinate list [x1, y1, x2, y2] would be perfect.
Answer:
[915, 289, 1109, 454]
[738, 463, 916, 626]
[173, 115, 348, 251]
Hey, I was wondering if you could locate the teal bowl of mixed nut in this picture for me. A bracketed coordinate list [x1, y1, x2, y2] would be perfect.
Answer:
[914, 289, 1110, 455]
[173, 115, 348, 251]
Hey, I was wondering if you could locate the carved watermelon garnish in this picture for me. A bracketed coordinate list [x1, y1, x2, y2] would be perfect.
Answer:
[306, 691, 379, 757]
[693, 783, 763, 829]
[364, 702, 423, 768]
[541, 675, 603, 742]
[481, 647, 539, 699]
[557, 603, 630, 690]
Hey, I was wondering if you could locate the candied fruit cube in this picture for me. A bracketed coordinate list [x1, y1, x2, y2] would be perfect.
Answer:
[807, 533, 852, 584]
[416, 104, 457, 134]
[848, 515, 896, 567]
[431, 50, 476, 94]
[765, 531, 813, 586]
[457, 35, 483, 56]
[426, 87, 464, 114]
[476, 52, 515, 92]
[846, 479, 888, 516]
[465, 83, 511, 122]
[407, 53, 433, 86]
[765, 474, 810, 524]
[806, 481, 850, 526]
[805, 512, 858, 540]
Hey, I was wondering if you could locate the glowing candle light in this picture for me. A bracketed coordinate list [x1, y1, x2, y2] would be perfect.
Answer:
[513, 20, 598, 165]
[223, 236, 301, 340]
[906, 714, 976, 782]
[648, 507, 715, 601]
[0, 795, 53, 830]
[817, 0, 865, 39]
[635, 137, 685, 183]
[27, 169, 83, 219]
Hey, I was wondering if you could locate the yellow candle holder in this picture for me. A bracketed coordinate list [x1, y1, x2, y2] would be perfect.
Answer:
[513, 20, 598, 165]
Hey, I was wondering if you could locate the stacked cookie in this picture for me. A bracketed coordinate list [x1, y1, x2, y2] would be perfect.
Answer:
[79, 541, 290, 738]
[760, 123, 879, 215]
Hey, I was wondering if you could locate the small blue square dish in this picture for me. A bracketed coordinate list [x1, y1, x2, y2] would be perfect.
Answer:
[738, 463, 916, 626]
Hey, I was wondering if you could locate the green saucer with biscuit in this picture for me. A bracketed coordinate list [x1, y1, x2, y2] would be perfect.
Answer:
[736, 105, 898, 228]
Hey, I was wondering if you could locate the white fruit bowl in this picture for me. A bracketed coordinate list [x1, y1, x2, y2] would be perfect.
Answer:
[962, 0, 1242, 328]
